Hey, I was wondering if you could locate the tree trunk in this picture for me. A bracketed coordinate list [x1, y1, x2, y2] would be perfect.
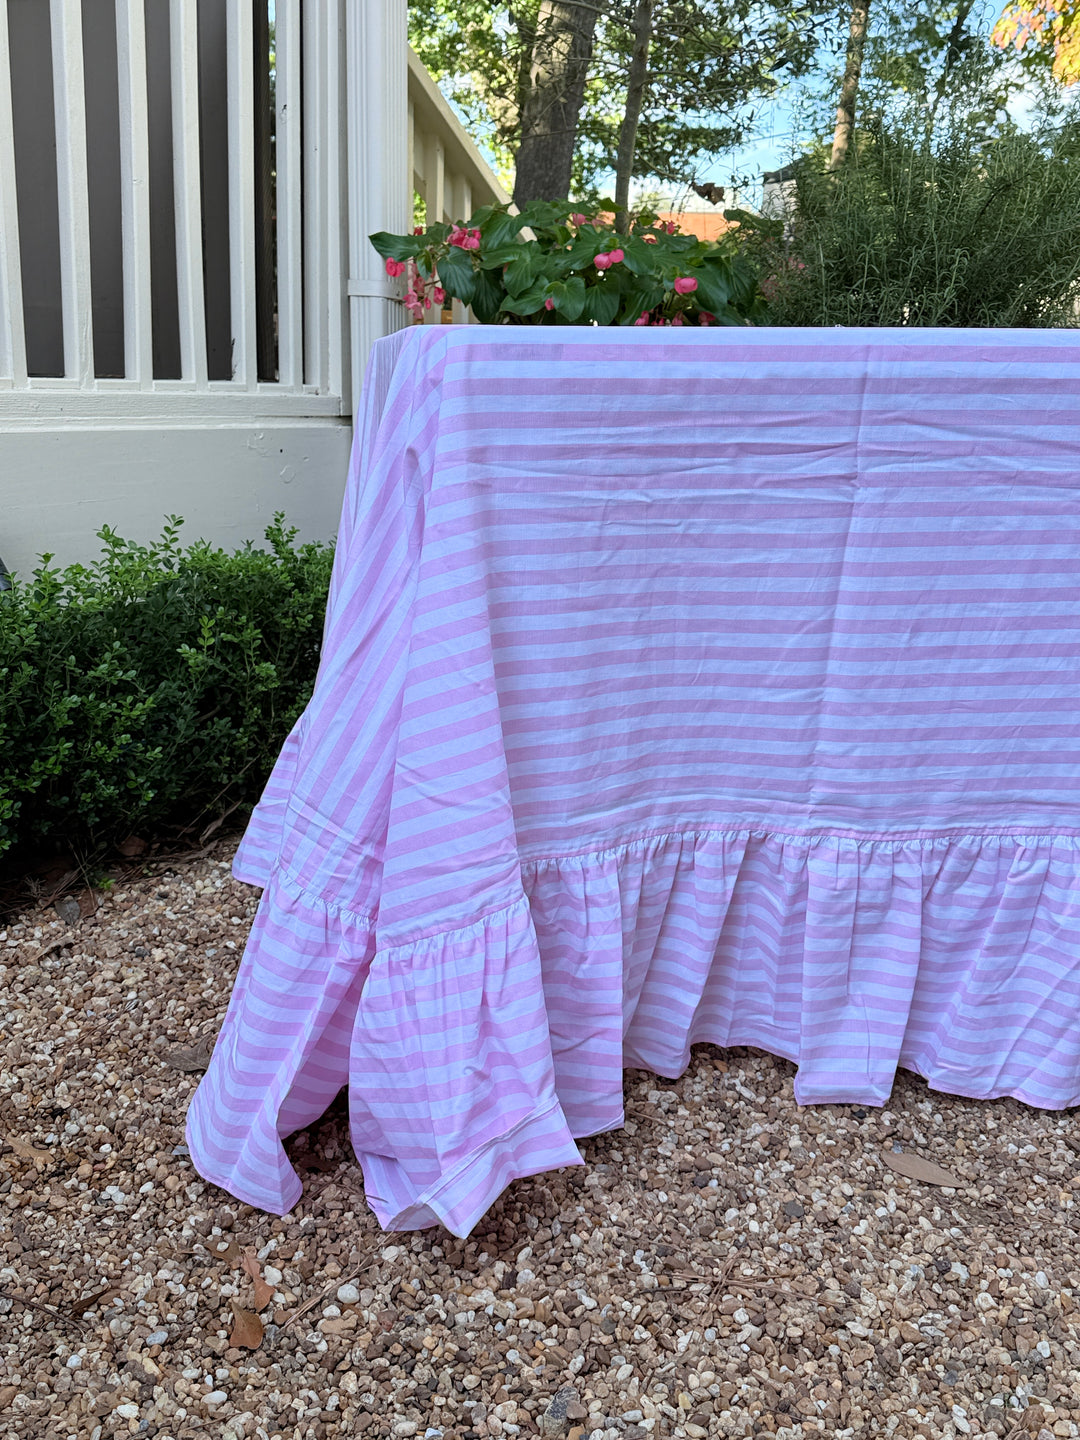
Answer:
[509, 5, 537, 145]
[828, 0, 870, 171]
[613, 0, 654, 233]
[513, 0, 604, 206]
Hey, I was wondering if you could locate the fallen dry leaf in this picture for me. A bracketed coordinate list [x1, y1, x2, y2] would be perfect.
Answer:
[161, 1033, 216, 1073]
[31, 933, 75, 964]
[303, 1151, 339, 1173]
[116, 835, 148, 858]
[242, 1248, 274, 1309]
[53, 896, 81, 926]
[71, 1283, 124, 1315]
[3, 1134, 54, 1166]
[228, 1300, 263, 1349]
[208, 1237, 242, 1267]
[881, 1150, 962, 1188]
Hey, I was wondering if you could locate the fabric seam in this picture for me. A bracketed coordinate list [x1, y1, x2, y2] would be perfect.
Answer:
[264, 822, 1080, 945]
[518, 822, 1080, 868]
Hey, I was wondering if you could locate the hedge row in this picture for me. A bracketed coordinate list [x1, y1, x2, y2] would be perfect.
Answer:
[0, 516, 333, 866]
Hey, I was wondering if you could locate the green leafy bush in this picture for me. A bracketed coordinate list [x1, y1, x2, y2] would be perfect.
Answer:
[371, 199, 768, 327]
[754, 114, 1080, 327]
[0, 516, 333, 865]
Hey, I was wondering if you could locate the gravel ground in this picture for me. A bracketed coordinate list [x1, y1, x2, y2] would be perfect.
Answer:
[2, 841, 1080, 1440]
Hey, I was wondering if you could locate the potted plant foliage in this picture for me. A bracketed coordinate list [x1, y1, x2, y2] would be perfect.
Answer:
[370, 200, 768, 327]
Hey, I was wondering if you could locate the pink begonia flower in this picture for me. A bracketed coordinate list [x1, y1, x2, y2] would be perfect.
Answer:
[413, 225, 425, 235]
[699, 311, 715, 325]
[608, 248, 624, 264]
[594, 252, 614, 270]
[462, 234, 480, 250]
[404, 289, 418, 305]
[643, 234, 658, 244]
[570, 212, 589, 224]
[544, 297, 555, 310]
[385, 258, 406, 278]
[633, 312, 649, 325]
[673, 275, 697, 294]
[671, 312, 685, 326]
[664, 220, 678, 234]
[432, 286, 446, 304]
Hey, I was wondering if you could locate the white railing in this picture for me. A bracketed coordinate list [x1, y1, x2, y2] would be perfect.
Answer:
[0, 0, 355, 417]
[0, 9, 507, 417]
[408, 49, 512, 324]
[0, 3, 511, 577]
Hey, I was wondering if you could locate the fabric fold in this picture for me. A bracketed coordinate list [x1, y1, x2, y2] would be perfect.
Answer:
[191, 827, 1080, 1233]
[525, 828, 1080, 1113]
[186, 869, 377, 1215]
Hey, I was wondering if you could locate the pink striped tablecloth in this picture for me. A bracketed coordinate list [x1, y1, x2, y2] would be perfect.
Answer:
[188, 326, 1080, 1236]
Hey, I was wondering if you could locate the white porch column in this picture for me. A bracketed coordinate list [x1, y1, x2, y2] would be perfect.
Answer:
[346, 0, 408, 424]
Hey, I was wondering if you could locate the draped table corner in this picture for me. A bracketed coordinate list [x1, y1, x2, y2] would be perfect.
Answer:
[187, 325, 1080, 1237]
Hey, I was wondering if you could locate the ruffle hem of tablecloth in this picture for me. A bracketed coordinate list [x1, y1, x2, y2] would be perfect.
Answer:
[186, 827, 1080, 1236]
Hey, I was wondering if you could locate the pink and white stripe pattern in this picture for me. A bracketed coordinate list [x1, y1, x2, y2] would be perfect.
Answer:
[188, 326, 1080, 1235]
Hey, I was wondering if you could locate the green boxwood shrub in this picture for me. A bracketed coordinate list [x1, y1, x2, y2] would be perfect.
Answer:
[0, 515, 333, 866]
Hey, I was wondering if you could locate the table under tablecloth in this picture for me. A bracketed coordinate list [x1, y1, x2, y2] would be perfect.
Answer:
[188, 325, 1080, 1236]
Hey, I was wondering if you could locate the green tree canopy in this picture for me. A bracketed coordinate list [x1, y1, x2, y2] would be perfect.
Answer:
[408, 0, 832, 200]
[992, 1, 1080, 84]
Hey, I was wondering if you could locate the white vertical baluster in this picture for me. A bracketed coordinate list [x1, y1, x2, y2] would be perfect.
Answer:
[115, 0, 153, 386]
[448, 174, 472, 324]
[302, 0, 326, 392]
[0, 0, 26, 384]
[225, 0, 256, 388]
[346, 0, 408, 420]
[421, 132, 444, 324]
[275, 0, 302, 389]
[50, 0, 94, 384]
[407, 99, 415, 218]
[423, 130, 445, 223]
[448, 173, 472, 228]
[170, 0, 207, 386]
[324, 0, 346, 403]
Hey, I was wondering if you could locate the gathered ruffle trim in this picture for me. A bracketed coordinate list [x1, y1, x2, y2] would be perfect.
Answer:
[189, 825, 1080, 1234]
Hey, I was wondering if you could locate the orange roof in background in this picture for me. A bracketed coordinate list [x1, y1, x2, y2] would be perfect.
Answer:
[656, 211, 736, 241]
